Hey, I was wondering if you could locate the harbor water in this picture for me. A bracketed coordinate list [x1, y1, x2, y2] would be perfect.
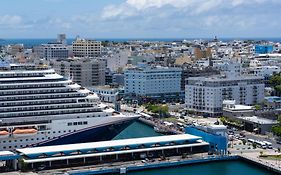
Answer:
[124, 160, 277, 175]
[113, 121, 162, 140]
[113, 121, 277, 175]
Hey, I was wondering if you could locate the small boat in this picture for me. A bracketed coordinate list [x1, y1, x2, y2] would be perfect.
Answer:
[12, 128, 37, 137]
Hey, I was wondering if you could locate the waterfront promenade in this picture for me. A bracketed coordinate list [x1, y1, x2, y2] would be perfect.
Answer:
[240, 151, 281, 174]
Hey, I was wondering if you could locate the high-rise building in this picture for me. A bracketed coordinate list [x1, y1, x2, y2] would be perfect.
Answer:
[57, 34, 67, 45]
[72, 39, 101, 58]
[185, 75, 264, 117]
[181, 65, 220, 91]
[124, 64, 182, 102]
[51, 58, 106, 87]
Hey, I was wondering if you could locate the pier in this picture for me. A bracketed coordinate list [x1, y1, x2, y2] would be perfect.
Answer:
[0, 134, 209, 174]
[239, 155, 281, 174]
[138, 113, 184, 134]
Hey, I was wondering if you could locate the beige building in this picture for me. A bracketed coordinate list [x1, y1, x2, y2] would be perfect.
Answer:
[194, 47, 212, 59]
[6, 44, 24, 56]
[72, 39, 101, 58]
[51, 58, 106, 87]
[175, 55, 192, 66]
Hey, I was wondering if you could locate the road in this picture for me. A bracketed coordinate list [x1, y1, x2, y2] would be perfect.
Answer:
[231, 129, 281, 149]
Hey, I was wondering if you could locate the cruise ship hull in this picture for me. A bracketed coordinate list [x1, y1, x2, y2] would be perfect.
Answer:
[0, 115, 138, 150]
[38, 118, 135, 146]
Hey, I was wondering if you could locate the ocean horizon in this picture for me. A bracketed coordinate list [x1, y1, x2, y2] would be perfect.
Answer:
[1, 37, 281, 48]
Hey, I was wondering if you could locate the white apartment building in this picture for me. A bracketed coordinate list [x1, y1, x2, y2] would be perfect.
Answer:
[106, 49, 130, 71]
[250, 66, 280, 79]
[92, 86, 120, 103]
[72, 39, 101, 58]
[124, 65, 182, 100]
[34, 43, 69, 59]
[185, 75, 264, 116]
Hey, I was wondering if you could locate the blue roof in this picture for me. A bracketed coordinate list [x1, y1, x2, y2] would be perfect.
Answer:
[265, 96, 281, 103]
[0, 151, 19, 160]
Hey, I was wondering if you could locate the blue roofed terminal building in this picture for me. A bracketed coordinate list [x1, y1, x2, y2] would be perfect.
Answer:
[11, 134, 209, 171]
[0, 151, 19, 171]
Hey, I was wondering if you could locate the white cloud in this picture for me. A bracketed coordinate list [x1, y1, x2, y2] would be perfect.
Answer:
[0, 15, 22, 26]
[101, 4, 136, 20]
[101, 0, 281, 20]
[48, 18, 71, 29]
[126, 0, 196, 10]
[0, 15, 33, 30]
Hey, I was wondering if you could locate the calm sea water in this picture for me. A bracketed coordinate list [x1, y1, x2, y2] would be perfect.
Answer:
[113, 121, 162, 140]
[1, 38, 281, 48]
[125, 160, 277, 175]
[113, 122, 277, 175]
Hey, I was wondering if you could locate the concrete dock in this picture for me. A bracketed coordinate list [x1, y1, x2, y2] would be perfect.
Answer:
[138, 116, 184, 134]
[240, 155, 281, 174]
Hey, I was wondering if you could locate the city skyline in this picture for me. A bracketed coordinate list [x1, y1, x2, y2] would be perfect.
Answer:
[1, 0, 281, 39]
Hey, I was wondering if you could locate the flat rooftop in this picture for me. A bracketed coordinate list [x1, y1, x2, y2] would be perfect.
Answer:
[93, 85, 119, 90]
[265, 96, 281, 103]
[223, 105, 253, 111]
[238, 116, 278, 125]
[0, 151, 16, 156]
[0, 151, 19, 161]
[207, 125, 227, 130]
[188, 75, 263, 82]
[17, 134, 201, 156]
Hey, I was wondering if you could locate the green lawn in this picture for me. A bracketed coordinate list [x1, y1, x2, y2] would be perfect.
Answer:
[260, 154, 281, 160]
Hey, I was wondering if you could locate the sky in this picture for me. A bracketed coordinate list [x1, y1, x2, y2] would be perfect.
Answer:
[1, 0, 281, 39]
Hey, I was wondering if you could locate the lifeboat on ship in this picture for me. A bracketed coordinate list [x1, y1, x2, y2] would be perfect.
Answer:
[12, 128, 37, 138]
[0, 129, 9, 138]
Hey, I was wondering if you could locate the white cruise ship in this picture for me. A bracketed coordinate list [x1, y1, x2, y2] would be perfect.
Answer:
[0, 64, 139, 151]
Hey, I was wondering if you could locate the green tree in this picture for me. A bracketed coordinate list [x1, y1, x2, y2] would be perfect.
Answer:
[269, 73, 281, 87]
[145, 104, 169, 117]
[252, 142, 257, 149]
[272, 115, 281, 137]
[254, 105, 262, 110]
[269, 74, 281, 95]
